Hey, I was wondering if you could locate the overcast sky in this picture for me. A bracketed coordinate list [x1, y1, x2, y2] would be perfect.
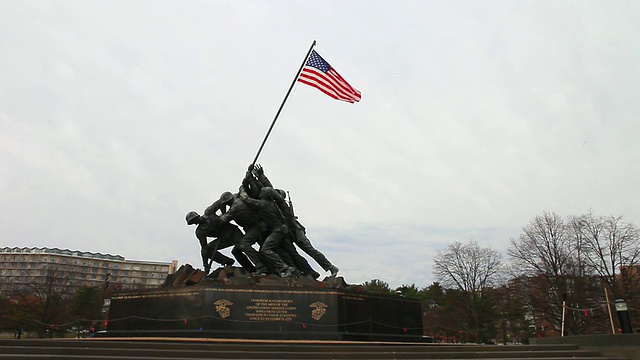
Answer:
[1, 1, 639, 288]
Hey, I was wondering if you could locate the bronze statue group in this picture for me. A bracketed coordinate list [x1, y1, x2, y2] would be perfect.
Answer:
[186, 165, 339, 279]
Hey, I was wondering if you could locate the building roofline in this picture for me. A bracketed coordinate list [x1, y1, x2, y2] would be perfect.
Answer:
[0, 247, 178, 265]
[1, 246, 124, 260]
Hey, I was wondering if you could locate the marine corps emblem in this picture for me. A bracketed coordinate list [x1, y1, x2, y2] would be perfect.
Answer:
[309, 301, 328, 320]
[214, 299, 233, 318]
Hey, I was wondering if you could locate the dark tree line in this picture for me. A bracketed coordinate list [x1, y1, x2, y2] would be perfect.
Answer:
[364, 210, 640, 343]
[0, 266, 105, 338]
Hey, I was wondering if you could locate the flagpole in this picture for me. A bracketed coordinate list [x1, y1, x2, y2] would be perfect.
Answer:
[251, 40, 316, 166]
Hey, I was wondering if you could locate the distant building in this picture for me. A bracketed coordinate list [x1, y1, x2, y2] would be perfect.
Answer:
[0, 247, 178, 296]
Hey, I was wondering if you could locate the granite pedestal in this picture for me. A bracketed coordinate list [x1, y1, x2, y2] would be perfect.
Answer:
[105, 281, 425, 342]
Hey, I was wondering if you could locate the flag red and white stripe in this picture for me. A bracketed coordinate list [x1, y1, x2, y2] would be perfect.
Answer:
[297, 50, 361, 103]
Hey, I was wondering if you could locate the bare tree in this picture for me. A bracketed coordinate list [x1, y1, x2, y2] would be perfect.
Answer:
[508, 211, 573, 334]
[508, 211, 572, 278]
[565, 213, 610, 334]
[14, 266, 73, 338]
[573, 211, 640, 299]
[433, 239, 503, 343]
[509, 211, 615, 335]
[571, 211, 640, 330]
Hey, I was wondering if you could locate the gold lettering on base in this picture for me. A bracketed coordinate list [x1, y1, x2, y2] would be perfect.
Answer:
[309, 301, 328, 320]
[214, 299, 233, 318]
[245, 298, 297, 322]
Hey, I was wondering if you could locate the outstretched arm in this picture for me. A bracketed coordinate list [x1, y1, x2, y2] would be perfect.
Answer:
[242, 166, 262, 198]
[204, 199, 224, 217]
[196, 232, 208, 248]
[239, 189, 264, 209]
[253, 164, 273, 188]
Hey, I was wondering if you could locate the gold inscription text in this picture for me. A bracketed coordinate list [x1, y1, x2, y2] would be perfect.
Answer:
[245, 298, 297, 322]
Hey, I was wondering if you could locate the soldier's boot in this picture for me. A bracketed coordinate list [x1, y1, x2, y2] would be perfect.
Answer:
[329, 265, 339, 277]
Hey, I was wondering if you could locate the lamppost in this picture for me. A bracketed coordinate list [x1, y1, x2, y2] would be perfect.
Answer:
[101, 272, 111, 331]
[615, 299, 633, 333]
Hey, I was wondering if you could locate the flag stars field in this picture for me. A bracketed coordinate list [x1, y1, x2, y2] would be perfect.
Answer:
[298, 48, 361, 104]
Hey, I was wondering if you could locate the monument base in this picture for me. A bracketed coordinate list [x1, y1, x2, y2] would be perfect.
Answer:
[105, 267, 427, 342]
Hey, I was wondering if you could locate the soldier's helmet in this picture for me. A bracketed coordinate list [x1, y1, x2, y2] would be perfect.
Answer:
[276, 189, 287, 199]
[185, 211, 199, 225]
[220, 191, 234, 204]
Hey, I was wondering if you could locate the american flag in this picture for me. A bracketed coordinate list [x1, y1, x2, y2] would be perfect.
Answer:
[297, 50, 361, 103]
